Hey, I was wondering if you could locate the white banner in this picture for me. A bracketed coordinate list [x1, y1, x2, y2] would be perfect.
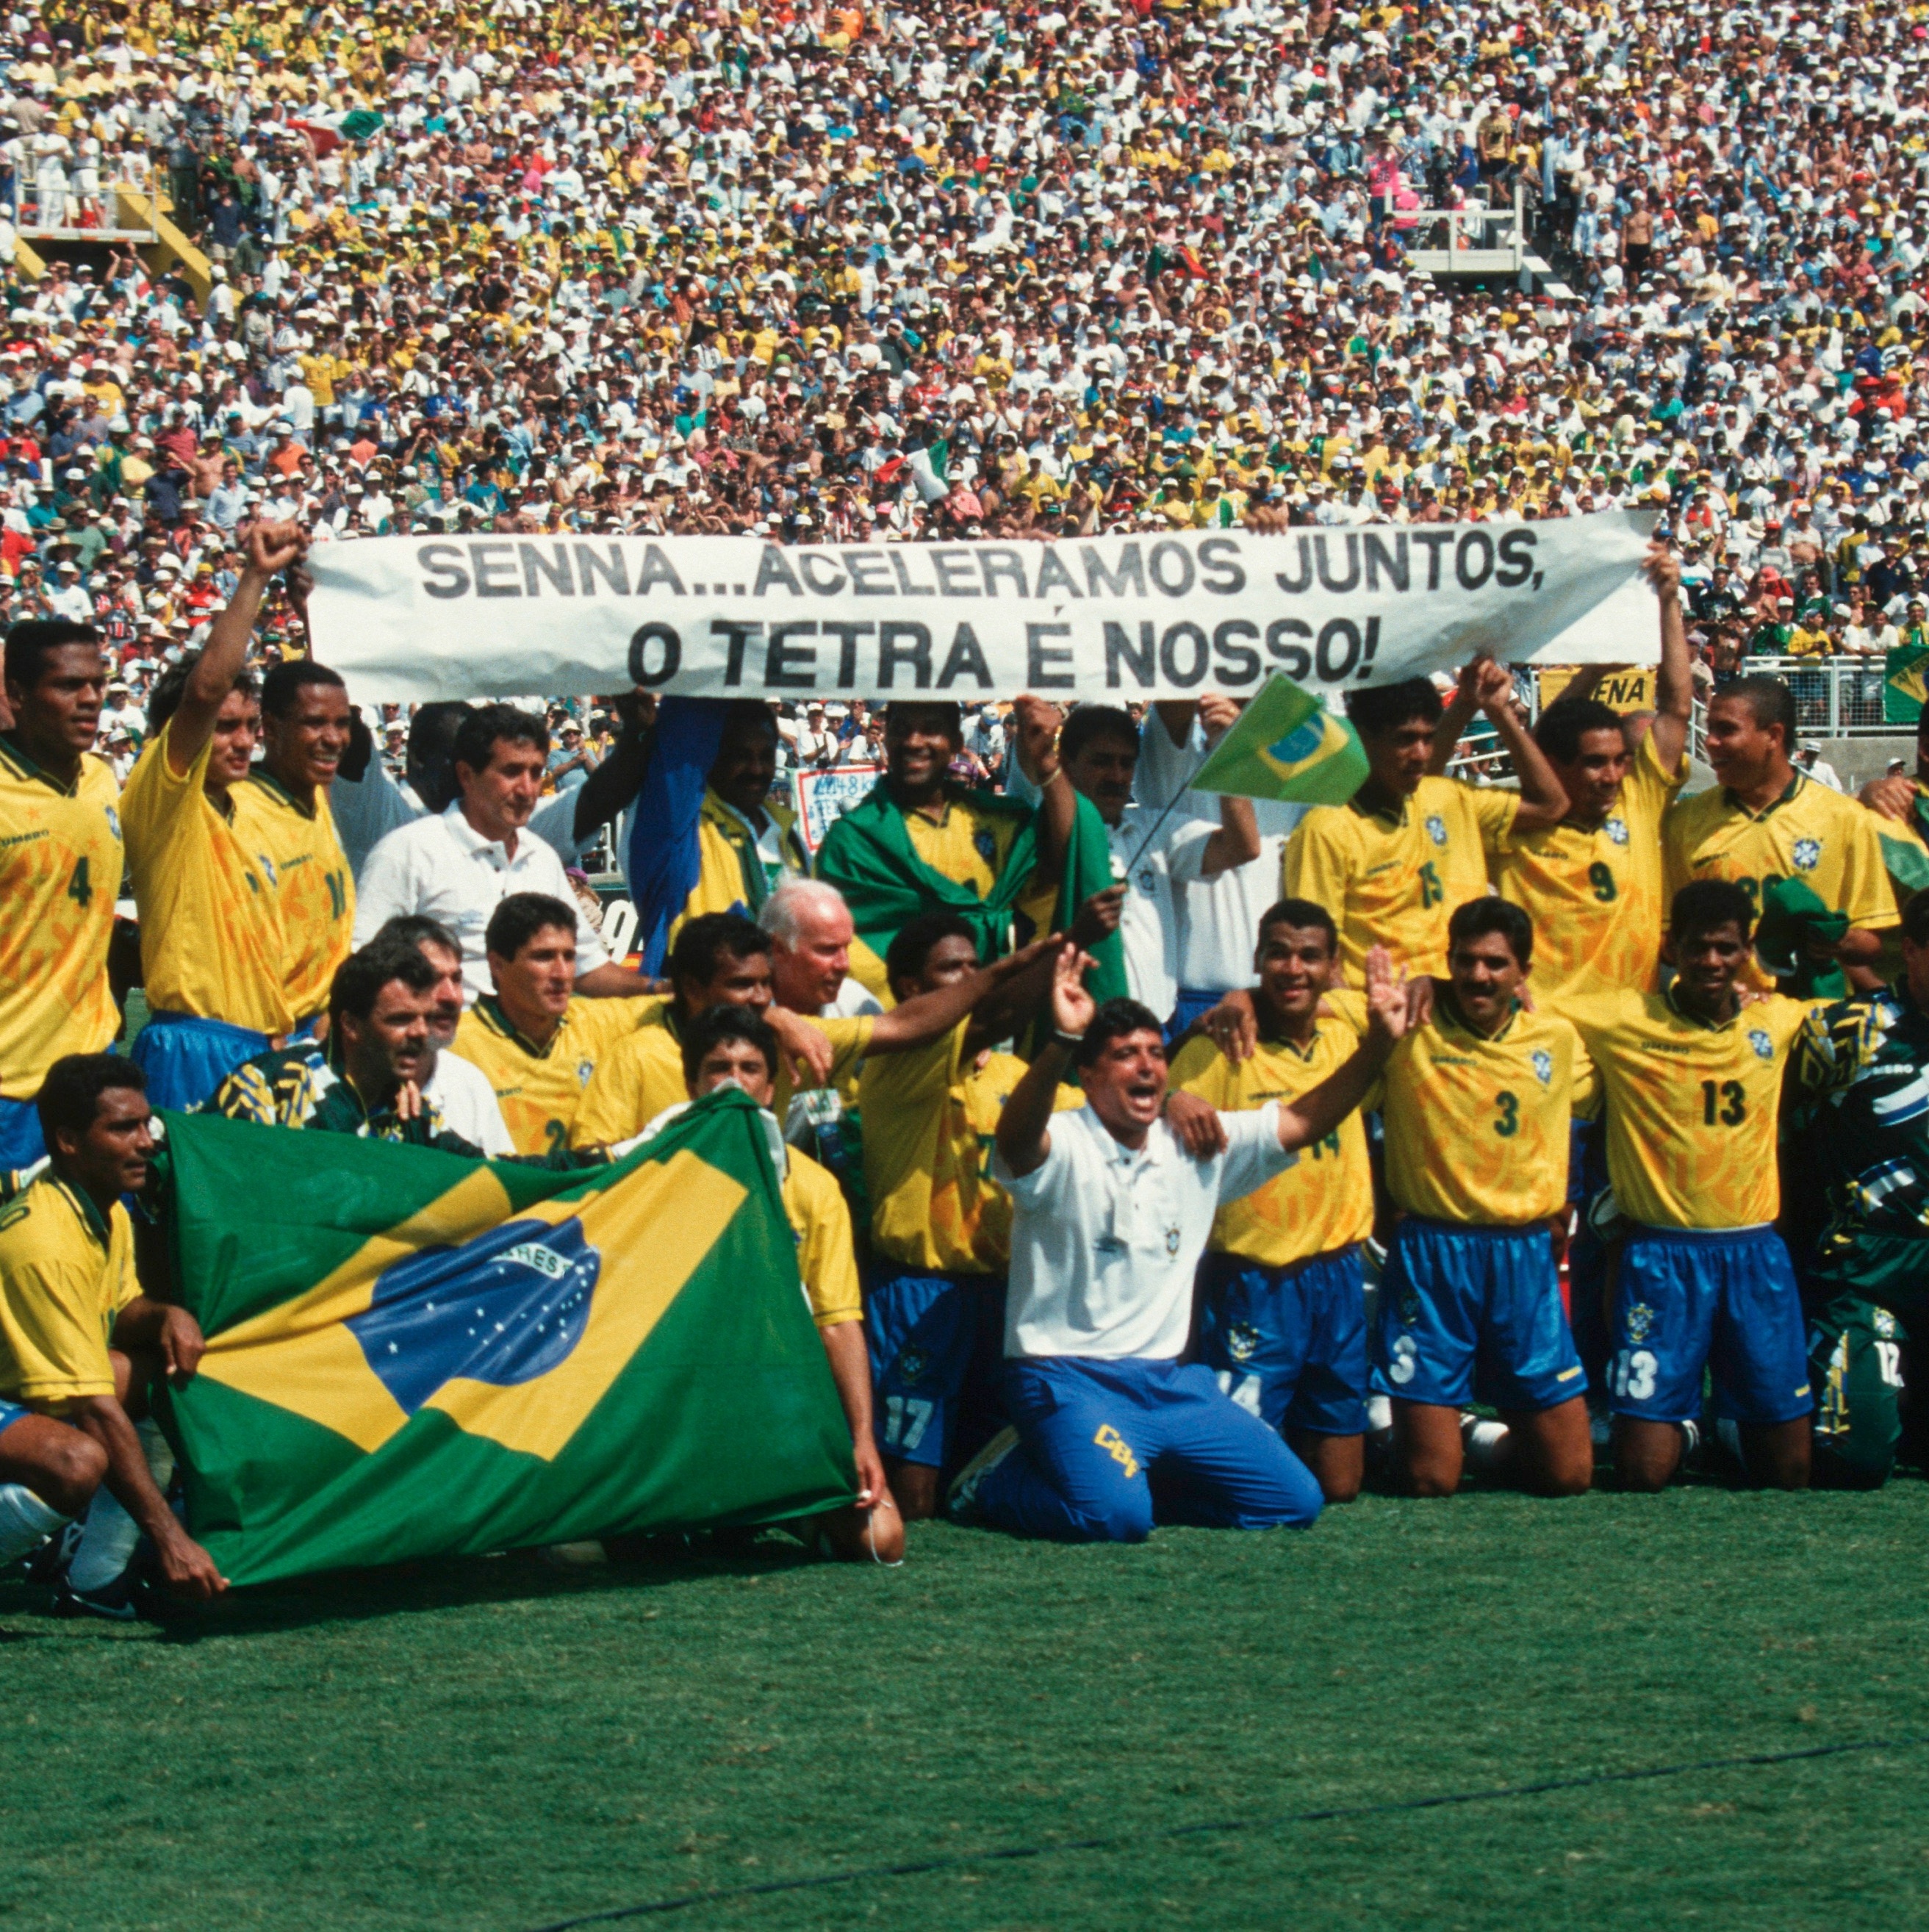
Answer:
[306, 509, 1660, 705]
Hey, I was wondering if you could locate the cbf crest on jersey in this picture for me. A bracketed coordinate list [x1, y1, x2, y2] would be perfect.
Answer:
[1750, 1028, 1775, 1061]
[1624, 1301, 1656, 1344]
[1792, 837, 1823, 872]
[973, 828, 999, 865]
[1531, 1049, 1554, 1087]
[1426, 814, 1448, 847]
[1605, 816, 1629, 846]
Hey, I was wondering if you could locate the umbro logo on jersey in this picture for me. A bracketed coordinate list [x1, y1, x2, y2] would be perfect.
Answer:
[1792, 837, 1822, 871]
[1425, 814, 1448, 847]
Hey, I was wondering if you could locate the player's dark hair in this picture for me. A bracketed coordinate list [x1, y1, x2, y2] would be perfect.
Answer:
[485, 892, 578, 960]
[1074, 996, 1167, 1069]
[1448, 895, 1534, 968]
[407, 700, 473, 812]
[1060, 704, 1139, 765]
[1257, 898, 1337, 951]
[328, 939, 437, 1028]
[4, 617, 100, 690]
[884, 700, 963, 742]
[146, 653, 259, 733]
[1346, 676, 1441, 737]
[373, 913, 462, 959]
[453, 701, 548, 777]
[1670, 878, 1756, 945]
[1534, 696, 1624, 765]
[1905, 887, 1929, 949]
[669, 912, 769, 991]
[885, 910, 977, 999]
[1721, 674, 1796, 750]
[259, 657, 345, 719]
[680, 1002, 779, 1085]
[37, 1052, 145, 1146]
[714, 698, 778, 742]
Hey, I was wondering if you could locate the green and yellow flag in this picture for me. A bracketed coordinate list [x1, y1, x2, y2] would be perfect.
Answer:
[1885, 641, 1929, 725]
[1185, 674, 1369, 804]
[156, 1095, 855, 1587]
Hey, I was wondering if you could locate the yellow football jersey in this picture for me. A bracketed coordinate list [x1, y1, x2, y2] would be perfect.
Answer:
[775, 1013, 874, 1118]
[1168, 994, 1375, 1267]
[0, 1174, 138, 1404]
[861, 1020, 1080, 1274]
[1381, 998, 1598, 1226]
[1493, 729, 1686, 999]
[664, 791, 808, 957]
[230, 772, 354, 1024]
[783, 1146, 862, 1329]
[0, 738, 123, 1097]
[1662, 774, 1897, 949]
[121, 721, 292, 1034]
[1284, 774, 1517, 983]
[570, 1005, 689, 1147]
[1560, 988, 1814, 1229]
[453, 994, 662, 1156]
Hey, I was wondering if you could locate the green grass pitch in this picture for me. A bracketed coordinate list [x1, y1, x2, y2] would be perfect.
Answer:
[4, 1485, 1928, 1931]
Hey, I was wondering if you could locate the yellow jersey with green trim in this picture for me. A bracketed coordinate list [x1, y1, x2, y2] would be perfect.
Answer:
[230, 771, 354, 1023]
[775, 1013, 874, 1118]
[121, 719, 291, 1033]
[0, 736, 123, 1096]
[452, 994, 663, 1156]
[1494, 729, 1686, 999]
[782, 1146, 861, 1329]
[1168, 993, 1374, 1266]
[666, 789, 809, 956]
[860, 1020, 1080, 1274]
[1382, 998, 1597, 1225]
[1662, 773, 1897, 950]
[570, 1003, 689, 1148]
[0, 1174, 138, 1404]
[1284, 774, 1517, 984]
[1560, 988, 1815, 1229]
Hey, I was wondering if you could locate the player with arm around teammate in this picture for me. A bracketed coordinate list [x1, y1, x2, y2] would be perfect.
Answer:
[1375, 897, 1598, 1498]
[948, 947, 1407, 1543]
[1165, 899, 1377, 1504]
[1563, 881, 1823, 1492]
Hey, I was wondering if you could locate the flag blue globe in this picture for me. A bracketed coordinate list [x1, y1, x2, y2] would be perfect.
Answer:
[1267, 717, 1327, 765]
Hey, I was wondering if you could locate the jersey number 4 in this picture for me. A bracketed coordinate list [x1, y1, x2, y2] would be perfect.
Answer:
[67, 857, 92, 909]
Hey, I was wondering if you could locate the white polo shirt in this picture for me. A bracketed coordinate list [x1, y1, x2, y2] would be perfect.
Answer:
[352, 802, 611, 1003]
[992, 1104, 1293, 1361]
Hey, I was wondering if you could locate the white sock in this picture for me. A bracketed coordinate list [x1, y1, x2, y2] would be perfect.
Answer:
[0, 1482, 66, 1566]
[67, 1485, 140, 1592]
[1462, 1418, 1512, 1472]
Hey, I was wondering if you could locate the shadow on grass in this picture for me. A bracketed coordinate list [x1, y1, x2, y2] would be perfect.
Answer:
[0, 1528, 827, 1644]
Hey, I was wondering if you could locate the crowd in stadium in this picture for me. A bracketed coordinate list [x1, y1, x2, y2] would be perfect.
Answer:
[7, 0, 1929, 1613]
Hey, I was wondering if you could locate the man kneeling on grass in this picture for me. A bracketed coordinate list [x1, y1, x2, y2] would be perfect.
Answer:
[678, 1005, 904, 1563]
[948, 945, 1408, 1543]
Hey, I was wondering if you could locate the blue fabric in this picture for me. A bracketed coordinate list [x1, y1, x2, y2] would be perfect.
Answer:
[1195, 1247, 1370, 1437]
[865, 1265, 1002, 1470]
[0, 1395, 29, 1437]
[1373, 1217, 1587, 1412]
[627, 697, 728, 977]
[974, 1354, 1324, 1543]
[129, 1010, 276, 1113]
[0, 1096, 45, 1174]
[1164, 986, 1224, 1046]
[1610, 1224, 1813, 1427]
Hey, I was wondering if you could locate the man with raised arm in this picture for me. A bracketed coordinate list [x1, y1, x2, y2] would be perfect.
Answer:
[948, 947, 1407, 1543]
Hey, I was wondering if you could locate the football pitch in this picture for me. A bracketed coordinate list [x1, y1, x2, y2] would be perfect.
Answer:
[4, 1484, 1928, 1931]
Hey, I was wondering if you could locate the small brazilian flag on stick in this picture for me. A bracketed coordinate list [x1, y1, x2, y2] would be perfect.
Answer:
[1185, 674, 1369, 804]
[154, 1095, 855, 1587]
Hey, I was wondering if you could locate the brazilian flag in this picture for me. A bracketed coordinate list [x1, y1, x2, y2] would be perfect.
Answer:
[156, 1095, 855, 1587]
[1185, 674, 1369, 805]
[1885, 641, 1929, 725]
